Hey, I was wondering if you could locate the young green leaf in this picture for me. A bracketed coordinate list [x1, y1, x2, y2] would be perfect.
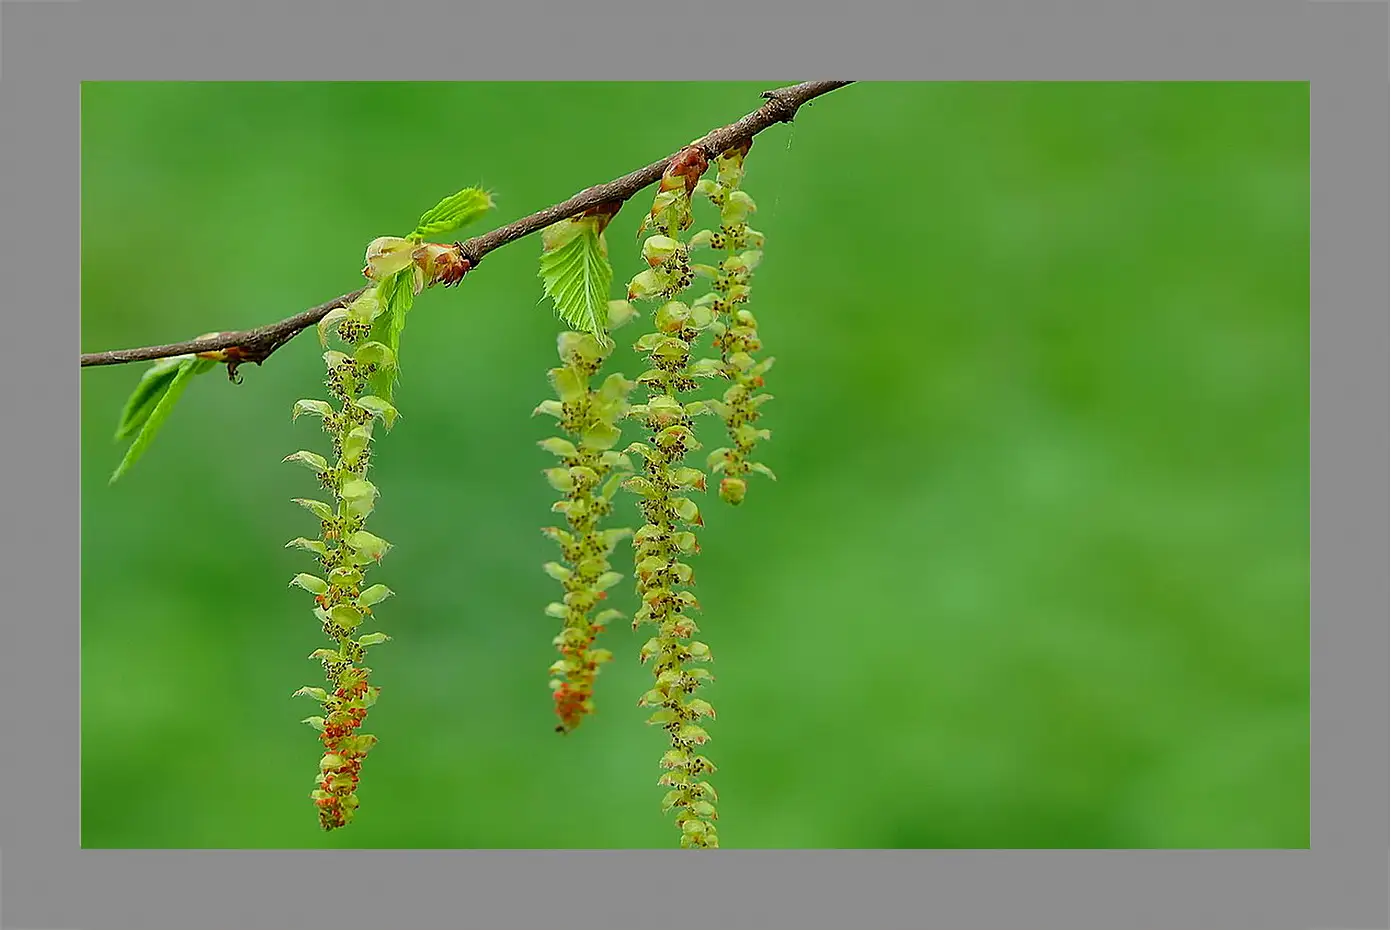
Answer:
[539, 215, 615, 348]
[411, 187, 495, 240]
[109, 357, 217, 485]
[365, 270, 414, 401]
[114, 354, 190, 441]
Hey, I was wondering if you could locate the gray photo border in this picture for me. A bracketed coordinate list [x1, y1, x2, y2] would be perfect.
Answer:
[2, 0, 1379, 928]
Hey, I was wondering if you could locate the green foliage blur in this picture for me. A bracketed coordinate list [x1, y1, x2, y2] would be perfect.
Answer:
[81, 81, 1309, 849]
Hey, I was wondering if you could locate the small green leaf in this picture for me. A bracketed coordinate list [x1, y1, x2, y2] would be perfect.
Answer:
[289, 573, 330, 595]
[533, 399, 564, 419]
[301, 716, 326, 731]
[355, 395, 399, 429]
[676, 724, 710, 745]
[340, 477, 377, 504]
[411, 187, 495, 239]
[358, 584, 394, 607]
[672, 497, 702, 525]
[316, 307, 350, 346]
[345, 531, 391, 563]
[598, 472, 626, 502]
[292, 686, 330, 702]
[548, 365, 587, 404]
[538, 437, 578, 458]
[283, 451, 330, 473]
[356, 632, 392, 646]
[539, 215, 615, 347]
[285, 537, 330, 558]
[365, 274, 411, 401]
[638, 636, 663, 663]
[684, 698, 716, 719]
[324, 350, 353, 371]
[114, 355, 188, 441]
[345, 291, 384, 324]
[328, 604, 363, 630]
[344, 500, 375, 521]
[109, 357, 217, 484]
[342, 733, 378, 754]
[544, 467, 576, 492]
[689, 358, 725, 379]
[688, 800, 718, 819]
[292, 399, 334, 422]
[341, 426, 373, 465]
[669, 467, 707, 490]
[658, 771, 693, 789]
[354, 340, 398, 371]
[607, 299, 639, 330]
[579, 422, 622, 452]
[622, 476, 659, 499]
[328, 567, 364, 588]
[659, 748, 692, 769]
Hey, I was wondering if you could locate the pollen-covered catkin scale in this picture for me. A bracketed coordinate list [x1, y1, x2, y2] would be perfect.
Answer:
[626, 147, 722, 848]
[287, 275, 402, 831]
[538, 301, 638, 733]
[691, 139, 776, 505]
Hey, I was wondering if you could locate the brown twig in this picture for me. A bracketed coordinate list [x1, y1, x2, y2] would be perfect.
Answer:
[79, 80, 852, 371]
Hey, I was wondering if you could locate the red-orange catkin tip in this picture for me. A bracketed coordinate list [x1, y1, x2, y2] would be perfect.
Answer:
[553, 681, 589, 733]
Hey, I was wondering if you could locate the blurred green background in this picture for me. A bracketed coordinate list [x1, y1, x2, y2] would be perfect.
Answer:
[81, 81, 1309, 849]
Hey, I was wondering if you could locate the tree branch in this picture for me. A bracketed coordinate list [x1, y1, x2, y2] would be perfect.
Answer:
[79, 80, 853, 371]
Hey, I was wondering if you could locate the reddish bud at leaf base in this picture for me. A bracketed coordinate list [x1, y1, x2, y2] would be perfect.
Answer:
[362, 236, 470, 293]
[581, 199, 623, 236]
[414, 242, 471, 289]
[665, 146, 710, 197]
